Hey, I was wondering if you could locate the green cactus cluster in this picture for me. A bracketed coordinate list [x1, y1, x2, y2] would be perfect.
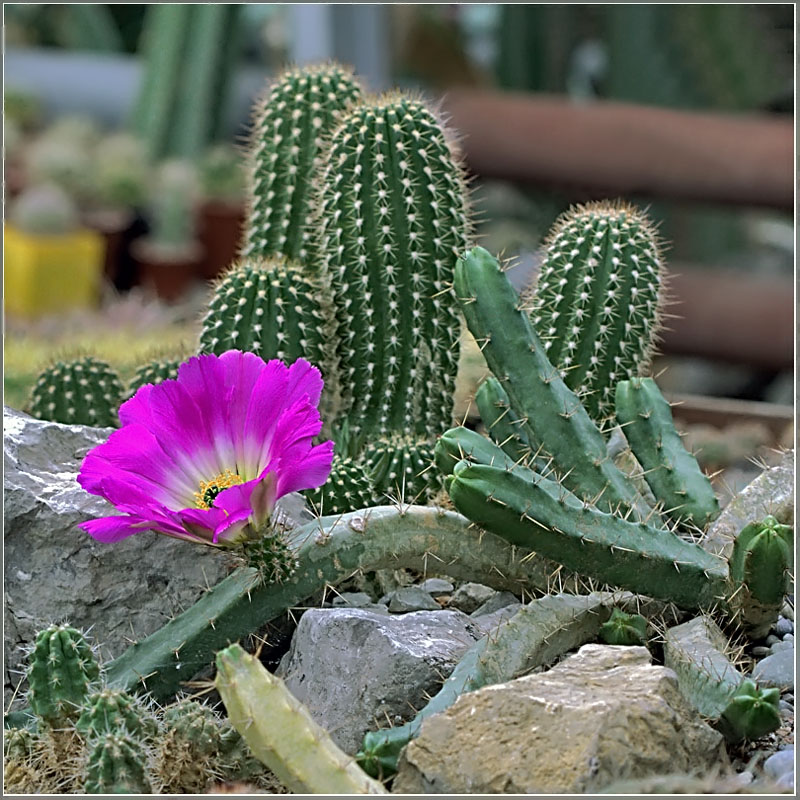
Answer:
[29, 356, 124, 428]
[127, 356, 182, 397]
[363, 435, 441, 504]
[84, 731, 153, 794]
[244, 63, 363, 263]
[305, 453, 376, 515]
[524, 201, 666, 426]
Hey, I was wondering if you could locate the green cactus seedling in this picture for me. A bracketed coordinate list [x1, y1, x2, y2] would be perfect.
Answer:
[75, 688, 157, 741]
[30, 356, 124, 428]
[598, 608, 648, 646]
[27, 625, 101, 726]
[718, 679, 781, 742]
[84, 731, 152, 794]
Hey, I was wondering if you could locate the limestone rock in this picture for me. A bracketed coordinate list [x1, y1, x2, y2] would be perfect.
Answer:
[393, 643, 727, 794]
[276, 607, 481, 754]
[449, 582, 496, 614]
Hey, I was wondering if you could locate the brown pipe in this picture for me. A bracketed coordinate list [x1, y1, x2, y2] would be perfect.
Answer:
[440, 90, 793, 210]
[660, 268, 794, 371]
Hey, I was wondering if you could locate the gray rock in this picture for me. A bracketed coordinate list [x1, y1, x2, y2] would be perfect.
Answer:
[2, 407, 307, 710]
[766, 634, 781, 647]
[386, 586, 441, 613]
[764, 750, 794, 780]
[418, 578, 454, 597]
[332, 592, 375, 608]
[770, 638, 794, 654]
[752, 646, 794, 690]
[277, 607, 480, 754]
[449, 582, 496, 614]
[775, 616, 794, 637]
[775, 772, 794, 793]
[779, 700, 793, 715]
[781, 601, 794, 621]
[393, 644, 727, 794]
[470, 603, 523, 636]
[471, 590, 519, 617]
[751, 646, 771, 658]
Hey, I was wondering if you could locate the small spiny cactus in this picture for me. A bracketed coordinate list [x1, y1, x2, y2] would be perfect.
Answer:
[29, 356, 124, 427]
[305, 453, 375, 515]
[244, 62, 363, 263]
[363, 435, 441, 504]
[524, 201, 666, 425]
[84, 731, 152, 794]
[75, 688, 158, 741]
[127, 356, 182, 397]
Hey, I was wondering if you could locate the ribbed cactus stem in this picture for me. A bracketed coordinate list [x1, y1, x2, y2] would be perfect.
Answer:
[216, 644, 387, 794]
[84, 732, 152, 794]
[305, 453, 375, 515]
[244, 63, 363, 262]
[525, 201, 666, 423]
[455, 246, 647, 516]
[127, 357, 182, 397]
[29, 356, 124, 428]
[314, 93, 470, 438]
[475, 376, 535, 464]
[363, 435, 441, 504]
[615, 377, 720, 528]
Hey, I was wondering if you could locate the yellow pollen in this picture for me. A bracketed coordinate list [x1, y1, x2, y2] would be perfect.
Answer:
[195, 469, 244, 509]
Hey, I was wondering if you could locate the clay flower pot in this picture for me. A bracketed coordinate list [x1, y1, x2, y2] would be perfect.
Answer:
[132, 238, 204, 303]
[198, 199, 246, 280]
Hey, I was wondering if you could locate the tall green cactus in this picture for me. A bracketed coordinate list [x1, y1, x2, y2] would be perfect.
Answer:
[524, 201, 666, 425]
[313, 94, 471, 439]
[244, 63, 363, 263]
[29, 356, 124, 428]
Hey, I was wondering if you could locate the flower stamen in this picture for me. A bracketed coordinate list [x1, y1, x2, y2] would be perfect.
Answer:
[195, 470, 244, 509]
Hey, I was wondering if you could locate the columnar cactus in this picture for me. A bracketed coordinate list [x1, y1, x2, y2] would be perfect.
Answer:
[615, 376, 720, 528]
[363, 435, 441, 504]
[244, 63, 363, 263]
[127, 356, 182, 396]
[84, 731, 152, 794]
[524, 201, 666, 424]
[198, 257, 334, 371]
[29, 356, 124, 428]
[313, 94, 471, 439]
[27, 624, 101, 726]
[75, 688, 157, 740]
[305, 454, 375, 515]
[216, 644, 387, 794]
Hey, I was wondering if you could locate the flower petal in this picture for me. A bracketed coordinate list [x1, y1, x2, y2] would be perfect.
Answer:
[79, 515, 156, 543]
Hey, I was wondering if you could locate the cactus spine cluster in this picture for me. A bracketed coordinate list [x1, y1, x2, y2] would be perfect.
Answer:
[216, 644, 387, 794]
[314, 94, 470, 439]
[524, 201, 665, 424]
[127, 356, 182, 396]
[29, 356, 124, 428]
[305, 453, 375, 515]
[615, 376, 720, 527]
[363, 435, 440, 504]
[244, 63, 363, 262]
[84, 732, 152, 794]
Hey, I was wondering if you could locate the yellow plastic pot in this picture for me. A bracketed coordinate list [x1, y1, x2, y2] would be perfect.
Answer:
[4, 225, 105, 317]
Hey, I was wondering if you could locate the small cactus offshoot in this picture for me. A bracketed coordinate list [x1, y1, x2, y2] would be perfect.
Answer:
[84, 731, 153, 794]
[29, 356, 124, 428]
[305, 453, 375, 515]
[598, 608, 648, 646]
[718, 679, 781, 742]
[363, 435, 441, 504]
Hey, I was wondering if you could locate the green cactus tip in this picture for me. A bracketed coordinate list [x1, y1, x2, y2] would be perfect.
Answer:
[718, 679, 781, 742]
[598, 608, 648, 646]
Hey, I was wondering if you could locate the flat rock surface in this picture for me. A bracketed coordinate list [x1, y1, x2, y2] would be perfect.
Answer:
[277, 607, 481, 754]
[393, 643, 727, 794]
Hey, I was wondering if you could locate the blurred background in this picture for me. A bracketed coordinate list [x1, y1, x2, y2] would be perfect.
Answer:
[3, 4, 795, 487]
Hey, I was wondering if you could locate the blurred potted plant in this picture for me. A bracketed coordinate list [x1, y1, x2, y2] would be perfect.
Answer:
[131, 159, 204, 303]
[84, 132, 151, 287]
[197, 143, 246, 280]
[5, 182, 105, 317]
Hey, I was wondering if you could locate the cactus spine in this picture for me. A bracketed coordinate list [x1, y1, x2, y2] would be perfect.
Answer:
[29, 356, 124, 428]
[216, 644, 387, 794]
[615, 377, 720, 527]
[84, 731, 152, 794]
[363, 435, 440, 504]
[244, 63, 363, 262]
[75, 688, 156, 740]
[305, 453, 375, 515]
[127, 356, 182, 396]
[314, 94, 471, 439]
[27, 624, 101, 726]
[525, 201, 666, 424]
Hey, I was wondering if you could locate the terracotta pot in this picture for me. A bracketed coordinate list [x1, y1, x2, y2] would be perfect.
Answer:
[198, 199, 246, 281]
[132, 238, 204, 303]
[83, 208, 135, 288]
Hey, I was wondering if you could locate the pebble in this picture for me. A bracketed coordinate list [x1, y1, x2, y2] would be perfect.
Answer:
[764, 749, 794, 780]
[770, 639, 794, 654]
[418, 578, 454, 597]
[766, 634, 781, 647]
[449, 582, 496, 614]
[386, 586, 441, 613]
[752, 647, 794, 690]
[471, 591, 520, 617]
[780, 601, 794, 622]
[775, 772, 794, 792]
[751, 645, 771, 658]
[332, 592, 374, 608]
[775, 616, 794, 637]
[779, 700, 793, 715]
